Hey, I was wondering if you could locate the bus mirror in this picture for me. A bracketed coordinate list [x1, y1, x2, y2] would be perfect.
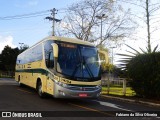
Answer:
[98, 50, 109, 64]
[51, 43, 59, 58]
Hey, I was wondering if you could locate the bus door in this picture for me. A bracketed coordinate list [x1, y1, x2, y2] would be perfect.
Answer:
[46, 51, 54, 95]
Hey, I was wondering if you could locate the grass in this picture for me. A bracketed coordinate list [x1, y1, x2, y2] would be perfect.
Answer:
[102, 85, 136, 96]
[0, 75, 14, 78]
[0, 71, 14, 78]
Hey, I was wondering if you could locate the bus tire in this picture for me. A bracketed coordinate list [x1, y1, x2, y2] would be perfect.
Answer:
[37, 80, 45, 98]
[18, 76, 23, 87]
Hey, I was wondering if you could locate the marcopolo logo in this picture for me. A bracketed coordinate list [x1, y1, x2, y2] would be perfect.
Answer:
[2, 112, 11, 117]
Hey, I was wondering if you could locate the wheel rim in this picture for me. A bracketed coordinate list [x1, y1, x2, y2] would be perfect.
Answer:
[18, 76, 21, 86]
[18, 80, 21, 86]
[38, 83, 42, 96]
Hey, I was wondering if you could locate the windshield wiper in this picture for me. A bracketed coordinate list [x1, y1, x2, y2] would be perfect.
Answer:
[71, 48, 81, 79]
[71, 59, 94, 80]
[71, 47, 94, 80]
[82, 56, 94, 80]
[71, 63, 81, 78]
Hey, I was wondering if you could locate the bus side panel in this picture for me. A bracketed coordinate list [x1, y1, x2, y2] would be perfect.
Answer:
[38, 73, 54, 96]
[22, 72, 28, 85]
[27, 72, 33, 87]
[31, 73, 43, 89]
[39, 73, 47, 93]
[30, 70, 37, 89]
[30, 72, 48, 94]
[46, 77, 54, 95]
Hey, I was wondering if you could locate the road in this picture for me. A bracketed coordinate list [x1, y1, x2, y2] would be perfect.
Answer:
[0, 78, 160, 120]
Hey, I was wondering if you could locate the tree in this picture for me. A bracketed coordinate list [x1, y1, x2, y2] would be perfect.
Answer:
[127, 52, 160, 98]
[0, 46, 19, 72]
[0, 54, 5, 71]
[19, 44, 29, 53]
[58, 0, 135, 47]
[119, 0, 160, 53]
[0, 44, 29, 72]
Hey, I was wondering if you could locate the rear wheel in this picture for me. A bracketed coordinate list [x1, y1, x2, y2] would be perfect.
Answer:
[18, 76, 23, 87]
[37, 81, 45, 98]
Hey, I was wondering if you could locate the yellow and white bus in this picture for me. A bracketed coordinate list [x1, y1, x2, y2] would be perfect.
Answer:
[15, 36, 108, 98]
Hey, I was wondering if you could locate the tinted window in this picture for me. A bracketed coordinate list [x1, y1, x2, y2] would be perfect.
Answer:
[17, 44, 43, 64]
[56, 41, 100, 79]
[44, 40, 54, 68]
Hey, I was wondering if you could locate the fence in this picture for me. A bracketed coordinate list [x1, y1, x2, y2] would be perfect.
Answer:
[101, 78, 135, 96]
[0, 71, 14, 78]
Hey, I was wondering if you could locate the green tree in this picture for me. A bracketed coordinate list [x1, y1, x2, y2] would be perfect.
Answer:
[0, 54, 5, 71]
[127, 52, 160, 98]
[0, 44, 29, 72]
[19, 44, 29, 53]
[0, 46, 19, 72]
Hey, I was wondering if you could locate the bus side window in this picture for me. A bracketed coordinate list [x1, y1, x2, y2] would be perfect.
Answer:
[48, 51, 54, 68]
[44, 40, 54, 68]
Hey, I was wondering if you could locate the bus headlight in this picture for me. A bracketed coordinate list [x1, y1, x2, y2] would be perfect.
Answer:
[95, 85, 101, 89]
[56, 81, 69, 88]
[60, 82, 68, 88]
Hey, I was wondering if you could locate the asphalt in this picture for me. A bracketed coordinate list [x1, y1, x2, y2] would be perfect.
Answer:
[0, 78, 160, 108]
[101, 95, 160, 108]
[0, 78, 160, 120]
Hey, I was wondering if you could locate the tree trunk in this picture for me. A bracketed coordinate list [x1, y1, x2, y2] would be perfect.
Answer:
[146, 0, 151, 53]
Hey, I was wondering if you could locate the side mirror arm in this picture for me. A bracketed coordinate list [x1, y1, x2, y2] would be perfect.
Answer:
[51, 43, 59, 71]
[98, 50, 109, 64]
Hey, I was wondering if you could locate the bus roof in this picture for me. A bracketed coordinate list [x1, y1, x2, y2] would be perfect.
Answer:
[43, 36, 94, 46]
[18, 36, 95, 56]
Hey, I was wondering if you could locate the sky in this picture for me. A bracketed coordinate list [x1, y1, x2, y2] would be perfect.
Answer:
[0, 0, 160, 66]
[0, 0, 79, 51]
[113, 0, 160, 66]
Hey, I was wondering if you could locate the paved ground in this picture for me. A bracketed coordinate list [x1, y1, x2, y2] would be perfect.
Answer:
[0, 78, 160, 120]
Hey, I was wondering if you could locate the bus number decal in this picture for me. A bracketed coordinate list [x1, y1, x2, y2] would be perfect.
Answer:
[60, 78, 71, 84]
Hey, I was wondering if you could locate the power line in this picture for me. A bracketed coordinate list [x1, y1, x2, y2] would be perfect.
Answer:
[0, 14, 49, 20]
[0, 10, 50, 20]
[0, 8, 67, 20]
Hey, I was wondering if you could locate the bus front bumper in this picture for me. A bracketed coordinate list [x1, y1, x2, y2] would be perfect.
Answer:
[54, 84, 101, 98]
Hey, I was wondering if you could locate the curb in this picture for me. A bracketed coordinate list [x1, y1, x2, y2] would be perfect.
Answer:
[101, 95, 160, 108]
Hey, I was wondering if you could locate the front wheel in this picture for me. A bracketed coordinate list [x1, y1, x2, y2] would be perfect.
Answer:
[37, 81, 45, 98]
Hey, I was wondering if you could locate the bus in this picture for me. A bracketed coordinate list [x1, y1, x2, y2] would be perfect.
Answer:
[15, 36, 108, 98]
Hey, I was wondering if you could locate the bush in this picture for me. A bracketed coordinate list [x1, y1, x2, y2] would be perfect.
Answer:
[127, 52, 160, 98]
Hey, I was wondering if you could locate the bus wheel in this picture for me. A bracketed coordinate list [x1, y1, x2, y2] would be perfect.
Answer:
[37, 81, 45, 98]
[18, 76, 22, 87]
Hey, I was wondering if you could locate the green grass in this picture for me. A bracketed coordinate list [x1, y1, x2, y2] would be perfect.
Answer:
[102, 86, 136, 96]
[0, 75, 14, 78]
[0, 72, 14, 78]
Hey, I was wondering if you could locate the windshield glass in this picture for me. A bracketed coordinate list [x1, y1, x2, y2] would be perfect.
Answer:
[56, 42, 100, 80]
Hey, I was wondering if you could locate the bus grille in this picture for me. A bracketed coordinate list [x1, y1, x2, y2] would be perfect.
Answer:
[68, 86, 98, 91]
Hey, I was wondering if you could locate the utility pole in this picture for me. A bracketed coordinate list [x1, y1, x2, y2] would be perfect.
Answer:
[45, 8, 61, 36]
[19, 43, 24, 50]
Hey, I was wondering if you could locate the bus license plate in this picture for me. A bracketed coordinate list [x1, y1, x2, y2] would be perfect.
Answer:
[79, 93, 87, 97]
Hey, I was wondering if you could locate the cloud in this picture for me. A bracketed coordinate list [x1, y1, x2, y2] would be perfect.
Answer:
[14, 0, 39, 8]
[0, 35, 16, 53]
[28, 0, 39, 6]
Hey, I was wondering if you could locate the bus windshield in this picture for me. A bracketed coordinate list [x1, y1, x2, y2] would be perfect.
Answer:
[56, 42, 100, 80]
